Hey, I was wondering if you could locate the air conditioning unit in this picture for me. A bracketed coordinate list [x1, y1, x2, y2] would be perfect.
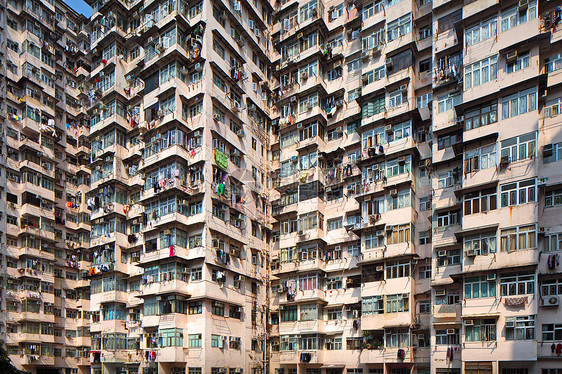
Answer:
[464, 319, 474, 326]
[500, 155, 510, 167]
[438, 250, 447, 257]
[390, 189, 398, 197]
[147, 36, 155, 45]
[376, 230, 384, 236]
[385, 124, 393, 133]
[231, 149, 240, 157]
[542, 296, 560, 306]
[446, 329, 456, 335]
[336, 126, 343, 134]
[213, 114, 222, 121]
[194, 63, 203, 72]
[400, 84, 407, 92]
[297, 32, 304, 39]
[362, 50, 370, 60]
[505, 320, 515, 328]
[506, 50, 518, 62]
[301, 72, 308, 80]
[290, 96, 298, 103]
[334, 61, 342, 69]
[487, 273, 496, 281]
[297, 122, 303, 129]
[376, 265, 384, 271]
[194, 130, 203, 137]
[466, 249, 477, 257]
[537, 178, 548, 186]
[435, 289, 446, 297]
[236, 129, 245, 137]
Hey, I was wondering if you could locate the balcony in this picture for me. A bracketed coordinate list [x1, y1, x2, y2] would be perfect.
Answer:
[140, 279, 191, 298]
[159, 347, 189, 362]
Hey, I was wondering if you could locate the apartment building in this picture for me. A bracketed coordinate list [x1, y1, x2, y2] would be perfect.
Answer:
[269, 0, 562, 374]
[84, 0, 272, 373]
[2, 0, 562, 373]
[1, 1, 93, 374]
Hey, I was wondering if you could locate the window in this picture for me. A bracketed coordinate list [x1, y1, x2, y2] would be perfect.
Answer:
[438, 133, 462, 150]
[418, 92, 433, 109]
[545, 189, 562, 208]
[464, 55, 498, 90]
[386, 294, 409, 313]
[419, 25, 432, 40]
[386, 262, 410, 279]
[419, 230, 431, 245]
[464, 233, 497, 256]
[387, 14, 411, 42]
[362, 296, 384, 315]
[388, 89, 407, 108]
[419, 265, 431, 279]
[507, 51, 531, 73]
[437, 10, 462, 33]
[188, 301, 202, 314]
[437, 250, 461, 267]
[387, 224, 411, 245]
[188, 334, 202, 347]
[211, 334, 225, 348]
[465, 276, 497, 298]
[327, 218, 343, 231]
[465, 319, 497, 342]
[437, 211, 459, 227]
[437, 93, 462, 113]
[385, 330, 409, 348]
[501, 88, 537, 119]
[500, 225, 536, 252]
[464, 188, 497, 215]
[435, 329, 460, 345]
[545, 97, 562, 118]
[465, 17, 498, 45]
[327, 309, 342, 320]
[362, 1, 384, 19]
[280, 305, 297, 322]
[191, 267, 202, 281]
[500, 179, 536, 207]
[325, 337, 342, 350]
[501, 132, 537, 163]
[419, 300, 431, 315]
[419, 58, 432, 73]
[420, 196, 431, 211]
[300, 304, 320, 321]
[545, 233, 562, 252]
[501, 1, 537, 32]
[465, 101, 498, 131]
[362, 94, 385, 118]
[280, 335, 299, 351]
[544, 143, 562, 163]
[212, 301, 225, 316]
[464, 144, 497, 173]
[546, 53, 562, 73]
[159, 329, 183, 347]
[542, 324, 562, 341]
[499, 272, 535, 296]
[505, 315, 535, 340]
